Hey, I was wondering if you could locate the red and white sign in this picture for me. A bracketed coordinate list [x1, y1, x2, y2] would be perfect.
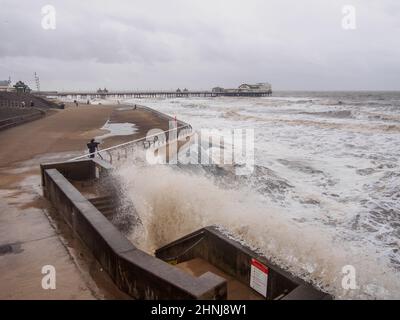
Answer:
[250, 259, 269, 297]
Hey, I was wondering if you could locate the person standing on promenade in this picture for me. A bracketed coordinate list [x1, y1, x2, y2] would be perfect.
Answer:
[87, 138, 100, 158]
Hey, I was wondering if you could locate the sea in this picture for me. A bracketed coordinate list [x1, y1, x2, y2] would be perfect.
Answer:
[110, 91, 400, 299]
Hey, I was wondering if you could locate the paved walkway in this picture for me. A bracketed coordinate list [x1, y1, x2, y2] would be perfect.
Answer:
[0, 104, 167, 299]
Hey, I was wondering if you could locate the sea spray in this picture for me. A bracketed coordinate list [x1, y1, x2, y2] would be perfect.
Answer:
[113, 162, 400, 300]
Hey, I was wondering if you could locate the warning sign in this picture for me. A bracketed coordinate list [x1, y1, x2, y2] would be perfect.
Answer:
[250, 258, 269, 297]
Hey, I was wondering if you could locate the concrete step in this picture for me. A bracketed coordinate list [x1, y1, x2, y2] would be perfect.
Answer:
[100, 208, 115, 217]
[89, 196, 113, 204]
[89, 196, 117, 217]
[94, 202, 115, 210]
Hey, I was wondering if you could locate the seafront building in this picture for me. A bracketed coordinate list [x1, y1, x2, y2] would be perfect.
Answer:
[212, 82, 272, 95]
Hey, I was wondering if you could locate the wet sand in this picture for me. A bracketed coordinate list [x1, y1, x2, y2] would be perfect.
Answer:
[0, 103, 170, 299]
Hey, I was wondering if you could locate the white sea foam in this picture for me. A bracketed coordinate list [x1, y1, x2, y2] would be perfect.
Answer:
[112, 93, 400, 299]
[114, 162, 400, 300]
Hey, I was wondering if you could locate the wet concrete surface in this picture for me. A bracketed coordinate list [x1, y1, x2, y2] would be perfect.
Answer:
[176, 258, 263, 300]
[0, 154, 130, 299]
[0, 105, 165, 299]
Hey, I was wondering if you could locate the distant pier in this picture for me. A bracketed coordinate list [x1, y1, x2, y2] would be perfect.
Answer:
[37, 89, 272, 99]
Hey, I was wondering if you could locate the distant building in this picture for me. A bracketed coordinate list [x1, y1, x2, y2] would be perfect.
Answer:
[13, 81, 31, 93]
[211, 83, 272, 96]
[176, 88, 181, 93]
[97, 88, 108, 94]
[212, 87, 225, 93]
[238, 83, 272, 92]
[0, 79, 12, 92]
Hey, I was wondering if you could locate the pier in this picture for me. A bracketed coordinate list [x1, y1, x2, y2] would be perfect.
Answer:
[37, 89, 272, 99]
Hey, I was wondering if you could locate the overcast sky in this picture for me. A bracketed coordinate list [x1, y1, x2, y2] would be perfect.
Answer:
[1, 0, 400, 91]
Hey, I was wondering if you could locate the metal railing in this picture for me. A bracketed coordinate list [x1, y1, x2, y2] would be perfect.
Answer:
[69, 124, 192, 165]
[69, 103, 193, 165]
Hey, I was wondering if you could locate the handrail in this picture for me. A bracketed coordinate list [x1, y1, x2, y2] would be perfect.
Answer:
[69, 123, 192, 162]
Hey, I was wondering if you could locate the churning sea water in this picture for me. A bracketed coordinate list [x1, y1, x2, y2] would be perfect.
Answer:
[113, 92, 400, 299]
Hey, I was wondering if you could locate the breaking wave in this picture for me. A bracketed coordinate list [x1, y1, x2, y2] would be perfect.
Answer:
[114, 162, 400, 300]
[115, 92, 400, 300]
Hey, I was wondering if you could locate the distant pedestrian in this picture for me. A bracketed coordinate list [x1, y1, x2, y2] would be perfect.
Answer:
[134, 104, 137, 110]
[87, 138, 100, 158]
[21, 101, 26, 108]
[30, 100, 34, 107]
[74, 100, 78, 107]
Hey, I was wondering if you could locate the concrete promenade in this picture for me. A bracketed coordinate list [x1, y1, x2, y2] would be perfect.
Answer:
[0, 104, 170, 299]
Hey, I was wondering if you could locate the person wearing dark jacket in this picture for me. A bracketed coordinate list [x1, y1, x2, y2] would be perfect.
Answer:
[87, 139, 100, 158]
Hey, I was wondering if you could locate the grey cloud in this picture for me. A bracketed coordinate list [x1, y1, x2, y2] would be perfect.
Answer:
[1, 0, 400, 90]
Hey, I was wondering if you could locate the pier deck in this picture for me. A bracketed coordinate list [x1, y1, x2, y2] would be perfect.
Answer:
[37, 90, 272, 99]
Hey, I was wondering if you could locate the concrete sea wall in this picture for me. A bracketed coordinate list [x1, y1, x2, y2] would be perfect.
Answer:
[155, 226, 331, 300]
[41, 159, 227, 299]
[0, 109, 45, 131]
